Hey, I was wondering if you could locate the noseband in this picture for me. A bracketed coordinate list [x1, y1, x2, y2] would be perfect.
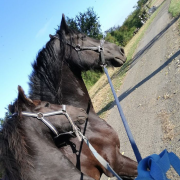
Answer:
[11, 105, 82, 141]
[50, 34, 106, 65]
[67, 40, 106, 66]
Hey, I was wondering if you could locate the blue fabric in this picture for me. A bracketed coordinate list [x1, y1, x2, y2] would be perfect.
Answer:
[136, 150, 180, 180]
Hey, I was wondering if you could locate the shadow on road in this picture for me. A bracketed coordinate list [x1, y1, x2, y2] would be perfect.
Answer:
[98, 49, 180, 116]
[98, 9, 180, 116]
[118, 49, 180, 102]
[98, 13, 180, 115]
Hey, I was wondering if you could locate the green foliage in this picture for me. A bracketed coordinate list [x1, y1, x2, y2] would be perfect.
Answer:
[105, 33, 117, 44]
[105, 0, 149, 47]
[65, 18, 79, 32]
[0, 108, 11, 127]
[169, 0, 180, 17]
[66, 7, 103, 39]
[0, 118, 4, 126]
[82, 70, 102, 90]
[137, 0, 149, 8]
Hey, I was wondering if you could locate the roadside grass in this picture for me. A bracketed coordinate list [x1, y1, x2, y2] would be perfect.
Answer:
[149, 0, 164, 7]
[169, 0, 180, 18]
[149, 0, 158, 7]
[89, 2, 165, 119]
[169, 0, 180, 32]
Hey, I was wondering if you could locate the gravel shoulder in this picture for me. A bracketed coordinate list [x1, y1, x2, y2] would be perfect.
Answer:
[101, 0, 180, 179]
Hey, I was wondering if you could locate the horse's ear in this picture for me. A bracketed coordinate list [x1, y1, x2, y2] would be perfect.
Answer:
[60, 14, 69, 34]
[17, 85, 34, 107]
[32, 100, 41, 106]
[49, 34, 53, 39]
[8, 104, 15, 114]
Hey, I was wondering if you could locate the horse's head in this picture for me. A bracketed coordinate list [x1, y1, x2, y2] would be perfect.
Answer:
[2, 86, 94, 180]
[50, 14, 126, 70]
[9, 86, 87, 138]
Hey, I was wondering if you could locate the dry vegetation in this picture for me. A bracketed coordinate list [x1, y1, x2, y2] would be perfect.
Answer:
[157, 110, 175, 141]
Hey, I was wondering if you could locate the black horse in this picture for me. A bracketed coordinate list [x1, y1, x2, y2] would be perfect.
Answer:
[0, 86, 94, 180]
[28, 15, 138, 180]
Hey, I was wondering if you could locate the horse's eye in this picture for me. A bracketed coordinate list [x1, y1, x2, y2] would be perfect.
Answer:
[81, 35, 86, 40]
[45, 103, 50, 107]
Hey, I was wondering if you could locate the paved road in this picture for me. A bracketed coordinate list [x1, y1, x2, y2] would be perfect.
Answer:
[101, 0, 180, 179]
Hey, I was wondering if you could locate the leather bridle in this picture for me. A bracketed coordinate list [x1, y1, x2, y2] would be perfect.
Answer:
[50, 34, 106, 65]
[11, 105, 82, 141]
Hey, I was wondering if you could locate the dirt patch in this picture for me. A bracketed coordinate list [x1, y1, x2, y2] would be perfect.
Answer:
[157, 110, 175, 141]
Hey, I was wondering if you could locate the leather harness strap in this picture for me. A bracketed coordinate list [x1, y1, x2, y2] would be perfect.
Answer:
[12, 105, 81, 141]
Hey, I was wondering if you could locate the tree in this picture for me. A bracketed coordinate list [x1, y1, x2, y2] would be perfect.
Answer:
[104, 0, 150, 47]
[0, 108, 11, 127]
[0, 118, 3, 126]
[66, 7, 103, 39]
[66, 7, 103, 90]
[137, 0, 149, 8]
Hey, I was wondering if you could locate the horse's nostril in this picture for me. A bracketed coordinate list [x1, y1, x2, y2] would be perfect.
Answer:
[114, 57, 121, 60]
[45, 103, 50, 107]
[120, 47, 125, 55]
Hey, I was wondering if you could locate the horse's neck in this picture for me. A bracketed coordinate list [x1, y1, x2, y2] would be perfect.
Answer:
[61, 64, 92, 110]
[29, 56, 93, 110]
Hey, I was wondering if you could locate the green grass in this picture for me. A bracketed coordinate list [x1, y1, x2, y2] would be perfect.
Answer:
[169, 0, 180, 17]
[169, 0, 180, 33]
[149, 0, 157, 7]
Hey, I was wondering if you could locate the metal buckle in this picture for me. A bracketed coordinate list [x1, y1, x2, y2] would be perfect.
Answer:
[37, 112, 44, 120]
[100, 64, 107, 67]
[98, 46, 103, 52]
[62, 105, 66, 112]
[75, 44, 81, 51]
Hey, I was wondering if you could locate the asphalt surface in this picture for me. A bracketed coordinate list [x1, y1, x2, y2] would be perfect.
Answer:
[101, 0, 180, 179]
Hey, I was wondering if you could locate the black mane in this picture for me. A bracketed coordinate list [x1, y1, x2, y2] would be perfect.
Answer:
[0, 115, 32, 180]
[29, 37, 63, 103]
[28, 26, 86, 104]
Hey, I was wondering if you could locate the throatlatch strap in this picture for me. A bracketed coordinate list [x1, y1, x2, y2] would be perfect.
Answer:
[136, 149, 180, 180]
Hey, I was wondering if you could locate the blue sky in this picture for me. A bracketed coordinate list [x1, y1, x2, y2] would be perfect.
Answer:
[0, 0, 138, 118]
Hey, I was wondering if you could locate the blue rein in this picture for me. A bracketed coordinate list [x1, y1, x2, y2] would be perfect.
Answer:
[103, 66, 142, 163]
[99, 38, 142, 162]
[100, 40, 180, 179]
